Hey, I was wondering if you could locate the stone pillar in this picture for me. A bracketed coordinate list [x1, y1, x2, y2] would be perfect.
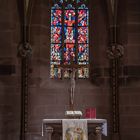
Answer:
[44, 126, 53, 140]
[95, 126, 102, 140]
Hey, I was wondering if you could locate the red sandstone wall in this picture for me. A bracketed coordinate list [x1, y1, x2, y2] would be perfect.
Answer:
[0, 0, 140, 140]
[27, 0, 110, 140]
[119, 0, 140, 140]
[0, 0, 21, 140]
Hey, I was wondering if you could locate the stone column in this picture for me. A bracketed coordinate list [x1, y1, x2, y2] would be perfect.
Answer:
[95, 126, 102, 140]
[44, 126, 53, 140]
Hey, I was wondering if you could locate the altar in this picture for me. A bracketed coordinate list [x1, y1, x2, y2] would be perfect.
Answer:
[42, 119, 107, 140]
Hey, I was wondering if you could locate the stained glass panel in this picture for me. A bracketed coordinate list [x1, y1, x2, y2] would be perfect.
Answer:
[77, 0, 81, 3]
[78, 10, 88, 26]
[51, 9, 62, 26]
[50, 65, 61, 78]
[51, 26, 62, 43]
[64, 27, 75, 43]
[60, 0, 63, 3]
[51, 44, 62, 65]
[64, 10, 75, 26]
[78, 4, 88, 9]
[65, 4, 75, 9]
[50, 2, 89, 79]
[78, 27, 88, 43]
[78, 44, 88, 65]
[64, 69, 71, 78]
[64, 44, 75, 64]
[78, 67, 89, 78]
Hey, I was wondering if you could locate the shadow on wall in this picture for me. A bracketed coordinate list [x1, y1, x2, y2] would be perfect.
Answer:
[0, 78, 20, 140]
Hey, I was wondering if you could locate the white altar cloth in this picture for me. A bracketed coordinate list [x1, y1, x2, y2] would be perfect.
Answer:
[42, 119, 107, 137]
[62, 119, 88, 140]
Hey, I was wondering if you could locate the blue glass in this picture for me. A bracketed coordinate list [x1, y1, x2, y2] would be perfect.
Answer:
[66, 4, 75, 9]
[51, 44, 62, 65]
[64, 10, 75, 26]
[50, 65, 61, 78]
[51, 26, 62, 43]
[64, 44, 75, 64]
[78, 10, 88, 26]
[51, 9, 62, 26]
[78, 44, 89, 65]
[78, 27, 88, 43]
[52, 4, 61, 9]
[78, 4, 88, 9]
[77, 0, 81, 3]
[51, 1, 89, 79]
[64, 27, 75, 43]
[59, 0, 63, 3]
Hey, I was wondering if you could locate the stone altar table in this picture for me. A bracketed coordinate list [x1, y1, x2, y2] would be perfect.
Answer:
[42, 119, 107, 140]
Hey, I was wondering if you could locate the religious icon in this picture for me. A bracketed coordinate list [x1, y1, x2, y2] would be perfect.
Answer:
[51, 27, 61, 43]
[64, 10, 75, 26]
[65, 27, 75, 43]
[64, 44, 75, 64]
[78, 44, 88, 65]
[50, 65, 55, 78]
[69, 69, 76, 110]
[64, 70, 70, 78]
[78, 10, 88, 26]
[50, 3, 89, 79]
[78, 27, 88, 43]
[65, 127, 86, 140]
[51, 44, 61, 64]
[51, 9, 62, 26]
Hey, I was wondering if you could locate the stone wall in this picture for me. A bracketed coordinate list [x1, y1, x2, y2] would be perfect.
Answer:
[0, 0, 140, 140]
[28, 0, 110, 140]
[0, 0, 21, 140]
[119, 0, 140, 140]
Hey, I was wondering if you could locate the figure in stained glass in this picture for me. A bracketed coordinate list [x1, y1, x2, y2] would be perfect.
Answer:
[51, 44, 61, 64]
[50, 66, 61, 78]
[64, 9, 76, 43]
[78, 27, 88, 43]
[78, 68, 89, 78]
[50, 1, 89, 79]
[78, 10, 88, 26]
[78, 44, 88, 64]
[51, 9, 62, 26]
[64, 10, 75, 26]
[64, 27, 75, 43]
[51, 27, 62, 43]
[64, 44, 75, 64]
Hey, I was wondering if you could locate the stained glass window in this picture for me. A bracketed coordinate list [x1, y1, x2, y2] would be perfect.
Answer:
[50, 0, 89, 78]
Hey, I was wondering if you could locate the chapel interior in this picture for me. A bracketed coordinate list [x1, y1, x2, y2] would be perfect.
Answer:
[0, 0, 140, 140]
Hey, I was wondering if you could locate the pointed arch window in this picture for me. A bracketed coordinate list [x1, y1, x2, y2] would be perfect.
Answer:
[50, 0, 89, 78]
